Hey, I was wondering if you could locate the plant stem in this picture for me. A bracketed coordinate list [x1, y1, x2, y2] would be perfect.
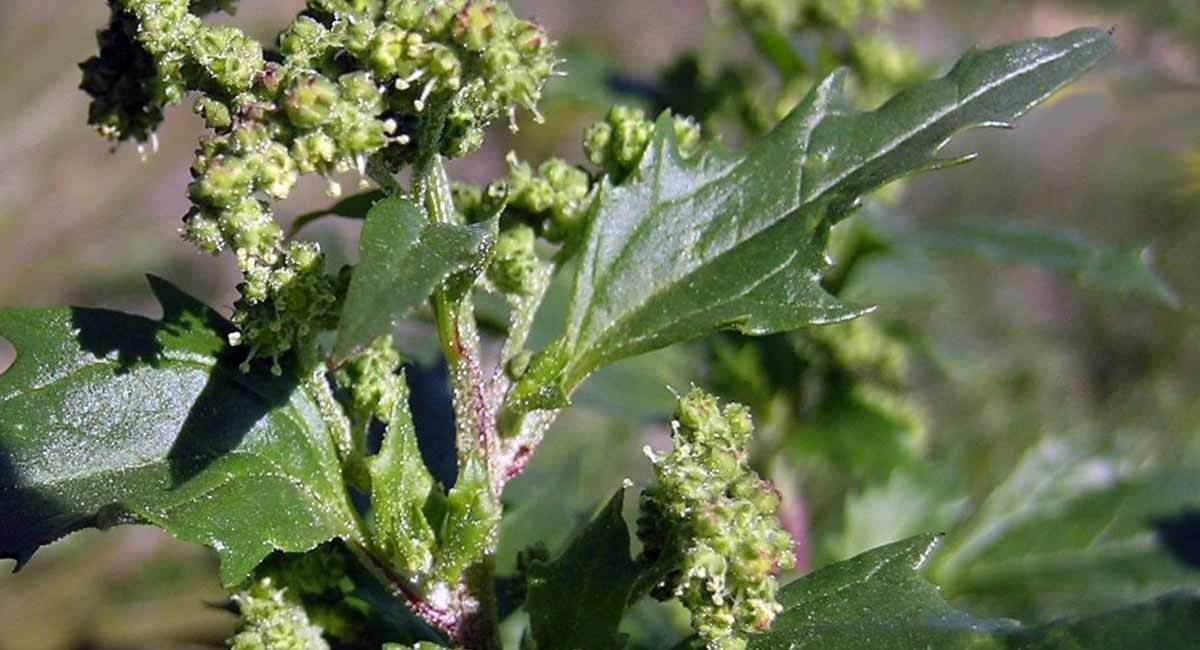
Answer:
[407, 95, 502, 647]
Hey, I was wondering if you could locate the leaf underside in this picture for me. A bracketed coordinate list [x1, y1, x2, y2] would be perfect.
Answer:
[289, 189, 387, 236]
[538, 28, 1114, 400]
[0, 277, 358, 586]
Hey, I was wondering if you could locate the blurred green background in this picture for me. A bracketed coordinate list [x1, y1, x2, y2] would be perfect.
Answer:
[2, 1, 1200, 649]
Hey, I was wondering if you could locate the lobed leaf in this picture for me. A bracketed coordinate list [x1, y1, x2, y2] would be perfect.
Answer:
[369, 375, 438, 577]
[513, 29, 1115, 414]
[0, 277, 360, 586]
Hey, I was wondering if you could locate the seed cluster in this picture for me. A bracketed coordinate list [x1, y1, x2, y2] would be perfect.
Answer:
[639, 389, 795, 650]
[81, 0, 557, 369]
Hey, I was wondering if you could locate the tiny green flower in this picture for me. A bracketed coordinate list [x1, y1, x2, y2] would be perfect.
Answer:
[191, 25, 264, 93]
[488, 224, 540, 295]
[285, 75, 341, 129]
[585, 106, 701, 182]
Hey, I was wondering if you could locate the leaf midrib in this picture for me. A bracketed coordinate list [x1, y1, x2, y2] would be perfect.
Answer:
[569, 33, 1100, 385]
[571, 118, 821, 368]
[801, 35, 1092, 203]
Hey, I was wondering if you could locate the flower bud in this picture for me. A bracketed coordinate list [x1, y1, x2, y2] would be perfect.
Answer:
[182, 208, 225, 255]
[279, 15, 333, 67]
[291, 132, 339, 174]
[221, 198, 284, 267]
[194, 96, 233, 130]
[488, 224, 540, 295]
[386, 0, 461, 34]
[190, 155, 256, 208]
[284, 74, 340, 128]
[585, 106, 701, 181]
[192, 25, 264, 93]
[339, 72, 385, 114]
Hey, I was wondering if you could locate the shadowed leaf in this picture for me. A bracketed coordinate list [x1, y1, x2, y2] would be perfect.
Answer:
[0, 277, 360, 586]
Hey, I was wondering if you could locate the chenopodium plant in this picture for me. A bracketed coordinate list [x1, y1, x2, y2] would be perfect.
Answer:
[1, 1, 1157, 649]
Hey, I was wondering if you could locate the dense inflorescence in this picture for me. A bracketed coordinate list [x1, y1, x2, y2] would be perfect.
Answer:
[336, 334, 406, 426]
[638, 389, 795, 650]
[585, 105, 701, 182]
[81, 0, 558, 369]
[229, 576, 331, 650]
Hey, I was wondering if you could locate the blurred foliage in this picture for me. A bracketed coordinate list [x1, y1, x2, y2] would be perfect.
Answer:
[2, 0, 1200, 648]
[1055, 0, 1200, 44]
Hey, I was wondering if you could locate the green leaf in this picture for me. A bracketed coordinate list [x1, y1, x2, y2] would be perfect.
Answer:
[524, 29, 1115, 407]
[906, 217, 1181, 308]
[527, 489, 642, 650]
[829, 468, 968, 562]
[334, 197, 491, 362]
[0, 277, 360, 586]
[929, 439, 1200, 618]
[289, 189, 386, 236]
[754, 534, 1016, 650]
[1011, 591, 1200, 649]
[432, 457, 500, 583]
[752, 534, 1200, 650]
[369, 374, 437, 577]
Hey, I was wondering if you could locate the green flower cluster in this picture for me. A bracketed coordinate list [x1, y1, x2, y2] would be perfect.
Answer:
[455, 154, 592, 295]
[638, 389, 794, 650]
[228, 242, 341, 374]
[229, 576, 330, 650]
[335, 335, 405, 426]
[83, 0, 558, 369]
[452, 107, 702, 297]
[488, 224, 540, 295]
[258, 547, 371, 644]
[80, 0, 261, 142]
[585, 106, 701, 182]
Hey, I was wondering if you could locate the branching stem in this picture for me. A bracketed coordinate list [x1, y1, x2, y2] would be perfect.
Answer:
[405, 96, 502, 647]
